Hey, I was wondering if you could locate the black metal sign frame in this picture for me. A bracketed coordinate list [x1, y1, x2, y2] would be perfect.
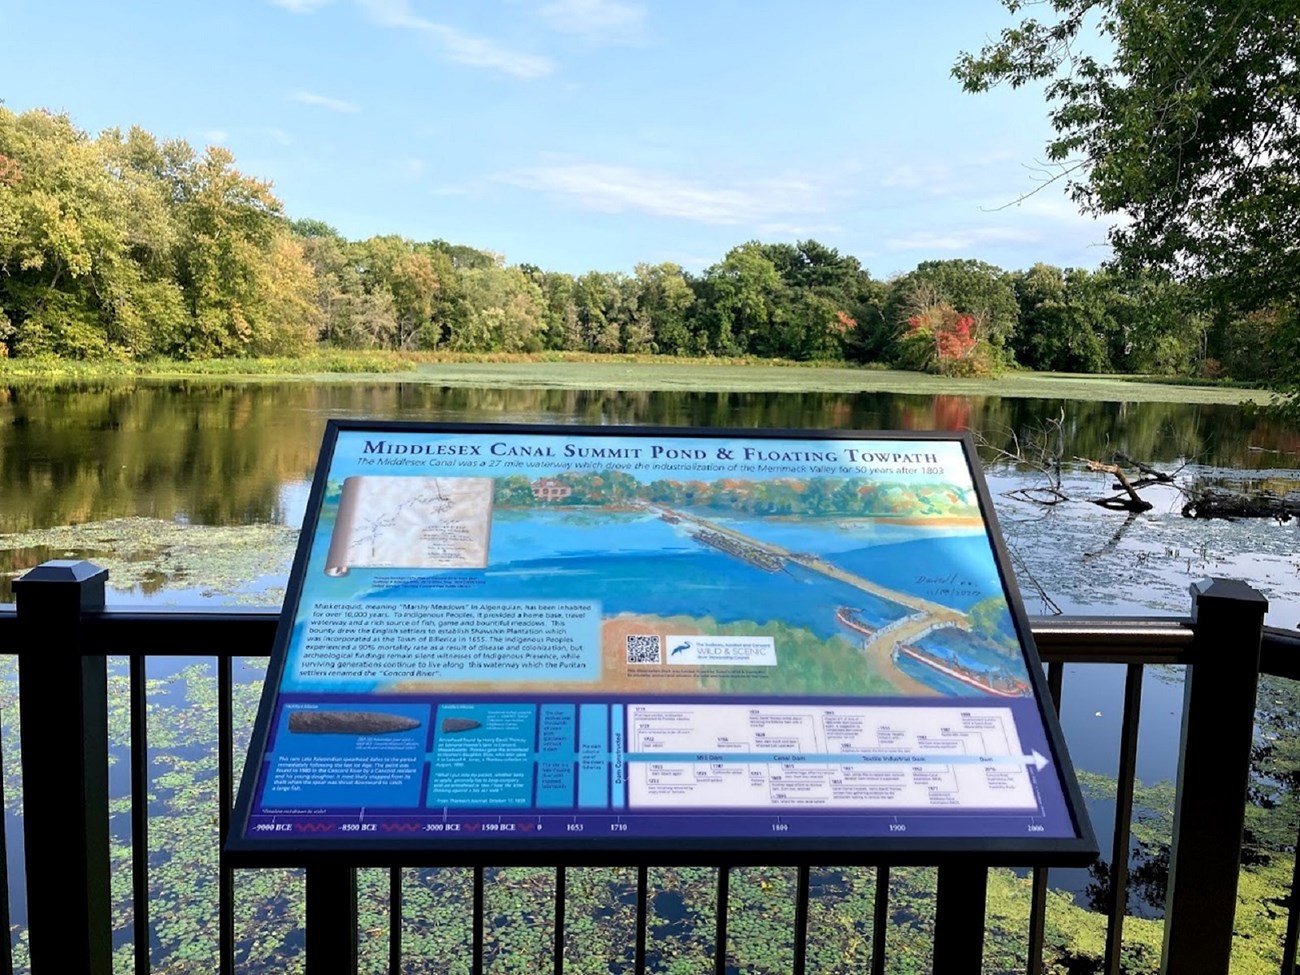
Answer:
[227, 420, 1096, 867]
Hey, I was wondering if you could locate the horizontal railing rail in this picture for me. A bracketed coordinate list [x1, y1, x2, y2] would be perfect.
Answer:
[0, 568, 1294, 975]
[3, 604, 1226, 661]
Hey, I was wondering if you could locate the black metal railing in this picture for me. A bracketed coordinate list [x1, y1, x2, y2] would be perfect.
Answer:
[0, 561, 1294, 975]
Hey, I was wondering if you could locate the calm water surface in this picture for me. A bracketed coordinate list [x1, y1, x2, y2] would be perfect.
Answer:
[1, 380, 1296, 921]
[3, 380, 1295, 621]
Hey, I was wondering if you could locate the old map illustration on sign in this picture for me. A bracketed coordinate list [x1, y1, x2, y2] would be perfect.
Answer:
[324, 475, 494, 575]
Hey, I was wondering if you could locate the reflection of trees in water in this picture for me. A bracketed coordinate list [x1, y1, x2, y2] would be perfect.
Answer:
[0, 382, 1288, 536]
[1084, 843, 1169, 918]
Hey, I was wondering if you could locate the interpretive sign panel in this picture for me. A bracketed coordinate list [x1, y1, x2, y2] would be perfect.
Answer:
[227, 421, 1095, 865]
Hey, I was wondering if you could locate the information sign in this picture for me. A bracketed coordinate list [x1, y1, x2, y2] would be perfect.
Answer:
[227, 421, 1096, 864]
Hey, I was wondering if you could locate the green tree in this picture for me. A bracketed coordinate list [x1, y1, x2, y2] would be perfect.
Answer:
[635, 262, 695, 356]
[329, 289, 399, 349]
[753, 240, 875, 360]
[616, 274, 654, 354]
[256, 236, 323, 355]
[1011, 263, 1111, 373]
[1210, 306, 1293, 383]
[170, 145, 285, 357]
[456, 265, 546, 352]
[574, 271, 622, 353]
[388, 252, 440, 349]
[698, 243, 784, 356]
[428, 239, 499, 270]
[1107, 275, 1207, 376]
[0, 109, 139, 357]
[536, 270, 581, 351]
[955, 0, 1300, 399]
[288, 217, 341, 239]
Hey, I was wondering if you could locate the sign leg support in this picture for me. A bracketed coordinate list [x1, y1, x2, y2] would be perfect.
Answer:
[306, 865, 358, 975]
[933, 864, 986, 974]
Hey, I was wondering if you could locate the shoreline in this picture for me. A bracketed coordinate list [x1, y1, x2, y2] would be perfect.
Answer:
[0, 353, 1273, 406]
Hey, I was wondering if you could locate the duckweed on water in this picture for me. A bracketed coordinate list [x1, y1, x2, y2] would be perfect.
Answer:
[0, 518, 298, 602]
[1, 548, 1297, 972]
[0, 649, 1295, 972]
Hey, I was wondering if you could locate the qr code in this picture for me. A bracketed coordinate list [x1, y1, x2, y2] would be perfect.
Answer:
[625, 634, 661, 664]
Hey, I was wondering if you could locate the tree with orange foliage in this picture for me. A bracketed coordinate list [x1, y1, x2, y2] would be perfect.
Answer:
[897, 299, 992, 376]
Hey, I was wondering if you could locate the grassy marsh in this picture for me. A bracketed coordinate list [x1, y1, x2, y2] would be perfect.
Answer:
[0, 352, 1275, 405]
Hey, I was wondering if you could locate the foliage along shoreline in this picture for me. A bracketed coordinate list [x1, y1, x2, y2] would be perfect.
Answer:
[1, 106, 1295, 416]
[0, 350, 1275, 407]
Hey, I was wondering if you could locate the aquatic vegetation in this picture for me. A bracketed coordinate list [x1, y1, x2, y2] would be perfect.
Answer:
[0, 518, 298, 603]
[0, 645, 1296, 972]
[0, 491, 1296, 972]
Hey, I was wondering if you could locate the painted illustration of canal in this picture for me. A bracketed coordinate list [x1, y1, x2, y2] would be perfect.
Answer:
[647, 503, 1029, 698]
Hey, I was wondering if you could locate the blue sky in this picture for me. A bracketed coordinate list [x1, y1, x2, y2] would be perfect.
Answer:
[0, 0, 1116, 277]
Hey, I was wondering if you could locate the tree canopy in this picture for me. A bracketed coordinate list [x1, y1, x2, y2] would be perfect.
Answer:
[0, 102, 1285, 387]
[956, 1, 1300, 303]
[954, 0, 1300, 404]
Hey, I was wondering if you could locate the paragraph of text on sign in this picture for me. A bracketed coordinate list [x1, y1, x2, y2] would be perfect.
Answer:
[292, 600, 602, 684]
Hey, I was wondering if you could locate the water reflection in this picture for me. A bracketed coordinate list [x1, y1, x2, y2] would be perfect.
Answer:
[3, 381, 1296, 537]
[4, 382, 1299, 615]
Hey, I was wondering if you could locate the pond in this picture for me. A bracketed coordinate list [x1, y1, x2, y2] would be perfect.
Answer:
[0, 379, 1297, 969]
[3, 380, 1297, 624]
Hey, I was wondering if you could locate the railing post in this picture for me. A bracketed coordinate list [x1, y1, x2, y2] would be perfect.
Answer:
[933, 864, 987, 974]
[306, 865, 358, 975]
[1161, 578, 1267, 975]
[12, 560, 112, 975]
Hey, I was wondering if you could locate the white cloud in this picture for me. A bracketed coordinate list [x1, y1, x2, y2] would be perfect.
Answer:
[399, 157, 426, 178]
[881, 160, 1012, 199]
[758, 221, 845, 237]
[887, 227, 1042, 251]
[271, 0, 332, 11]
[538, 0, 646, 43]
[201, 129, 229, 145]
[265, 127, 293, 146]
[500, 162, 831, 224]
[357, 0, 552, 78]
[289, 90, 360, 113]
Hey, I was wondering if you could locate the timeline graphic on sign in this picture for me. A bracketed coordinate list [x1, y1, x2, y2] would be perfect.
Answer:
[227, 422, 1095, 864]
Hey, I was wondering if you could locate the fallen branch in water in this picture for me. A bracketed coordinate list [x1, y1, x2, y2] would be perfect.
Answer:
[1115, 452, 1179, 487]
[1077, 458, 1155, 513]
[1181, 491, 1300, 522]
[979, 426, 1295, 527]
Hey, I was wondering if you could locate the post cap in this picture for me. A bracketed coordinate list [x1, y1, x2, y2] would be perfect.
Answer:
[1190, 577, 1268, 620]
[13, 560, 108, 616]
[13, 560, 108, 587]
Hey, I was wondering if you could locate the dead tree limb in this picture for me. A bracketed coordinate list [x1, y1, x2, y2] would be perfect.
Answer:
[1114, 453, 1176, 483]
[1007, 543, 1063, 616]
[1077, 458, 1155, 512]
[1182, 491, 1300, 521]
[975, 410, 1070, 508]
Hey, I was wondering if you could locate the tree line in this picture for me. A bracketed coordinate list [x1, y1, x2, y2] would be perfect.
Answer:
[953, 0, 1300, 405]
[0, 105, 1290, 384]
